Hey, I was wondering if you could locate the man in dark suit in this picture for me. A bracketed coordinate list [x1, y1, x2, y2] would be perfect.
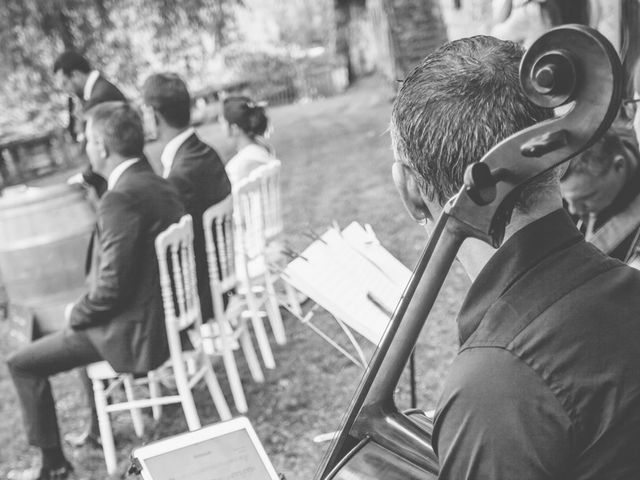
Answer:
[54, 50, 127, 197]
[7, 102, 183, 480]
[142, 73, 231, 321]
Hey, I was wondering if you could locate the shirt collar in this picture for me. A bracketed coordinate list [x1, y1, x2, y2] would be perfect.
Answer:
[108, 158, 140, 191]
[456, 209, 583, 344]
[160, 127, 195, 178]
[83, 70, 100, 101]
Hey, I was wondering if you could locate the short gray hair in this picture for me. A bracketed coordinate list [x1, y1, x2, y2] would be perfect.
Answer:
[86, 101, 144, 158]
[390, 36, 554, 211]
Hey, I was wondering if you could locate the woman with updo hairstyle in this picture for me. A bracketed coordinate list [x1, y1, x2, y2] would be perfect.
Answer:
[221, 95, 274, 184]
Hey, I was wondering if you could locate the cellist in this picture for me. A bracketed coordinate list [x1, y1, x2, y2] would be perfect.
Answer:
[389, 35, 640, 479]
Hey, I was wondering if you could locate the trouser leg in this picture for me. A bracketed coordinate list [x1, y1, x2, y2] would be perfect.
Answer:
[7, 327, 102, 448]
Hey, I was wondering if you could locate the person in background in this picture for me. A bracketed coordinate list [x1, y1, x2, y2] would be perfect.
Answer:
[53, 50, 127, 197]
[560, 131, 640, 263]
[221, 96, 274, 185]
[143, 73, 231, 322]
[390, 35, 640, 478]
[490, 0, 560, 48]
[7, 102, 183, 480]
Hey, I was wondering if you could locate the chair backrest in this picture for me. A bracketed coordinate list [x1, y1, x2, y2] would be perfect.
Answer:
[155, 215, 202, 353]
[233, 174, 267, 262]
[253, 159, 283, 243]
[202, 196, 236, 317]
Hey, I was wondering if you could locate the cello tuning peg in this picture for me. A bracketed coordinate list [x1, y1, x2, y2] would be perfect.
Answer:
[464, 162, 497, 206]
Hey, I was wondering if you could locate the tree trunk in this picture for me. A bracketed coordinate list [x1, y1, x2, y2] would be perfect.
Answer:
[334, 0, 355, 83]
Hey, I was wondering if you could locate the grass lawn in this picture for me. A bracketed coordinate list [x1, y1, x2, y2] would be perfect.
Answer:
[0, 76, 469, 479]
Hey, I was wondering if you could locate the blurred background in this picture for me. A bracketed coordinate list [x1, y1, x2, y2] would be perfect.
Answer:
[1, 0, 639, 187]
[2, 1, 640, 478]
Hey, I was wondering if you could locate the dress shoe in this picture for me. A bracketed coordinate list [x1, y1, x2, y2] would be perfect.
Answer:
[63, 429, 102, 449]
[7, 461, 74, 480]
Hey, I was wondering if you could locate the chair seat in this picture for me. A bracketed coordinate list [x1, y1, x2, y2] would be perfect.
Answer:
[87, 361, 118, 380]
[237, 255, 268, 281]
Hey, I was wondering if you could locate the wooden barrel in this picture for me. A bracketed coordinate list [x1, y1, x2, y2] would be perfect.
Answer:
[0, 184, 95, 335]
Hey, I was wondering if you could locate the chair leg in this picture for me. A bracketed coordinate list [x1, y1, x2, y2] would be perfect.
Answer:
[263, 271, 287, 345]
[244, 282, 276, 369]
[147, 371, 163, 421]
[173, 359, 201, 431]
[239, 327, 264, 383]
[202, 356, 232, 421]
[283, 279, 302, 316]
[219, 329, 249, 413]
[93, 378, 117, 475]
[123, 375, 144, 438]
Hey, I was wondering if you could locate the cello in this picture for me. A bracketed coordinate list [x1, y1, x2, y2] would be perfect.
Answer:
[314, 24, 623, 480]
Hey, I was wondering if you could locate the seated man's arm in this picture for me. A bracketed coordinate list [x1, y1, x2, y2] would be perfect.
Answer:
[69, 191, 142, 329]
[433, 347, 572, 480]
[167, 170, 196, 215]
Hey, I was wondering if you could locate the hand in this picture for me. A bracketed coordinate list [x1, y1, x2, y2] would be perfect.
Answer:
[66, 172, 85, 186]
[64, 302, 74, 323]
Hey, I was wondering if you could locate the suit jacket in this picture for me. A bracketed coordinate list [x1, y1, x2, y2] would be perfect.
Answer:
[69, 74, 127, 196]
[70, 159, 184, 373]
[68, 74, 127, 138]
[83, 75, 126, 111]
[167, 133, 231, 321]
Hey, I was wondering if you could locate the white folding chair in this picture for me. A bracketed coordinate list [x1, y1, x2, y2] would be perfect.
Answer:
[203, 196, 265, 413]
[233, 175, 287, 351]
[87, 215, 231, 475]
[255, 160, 283, 244]
[252, 160, 303, 316]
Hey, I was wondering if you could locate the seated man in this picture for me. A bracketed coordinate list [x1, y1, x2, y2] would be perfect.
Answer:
[142, 73, 231, 321]
[560, 131, 640, 262]
[390, 36, 640, 478]
[7, 102, 184, 480]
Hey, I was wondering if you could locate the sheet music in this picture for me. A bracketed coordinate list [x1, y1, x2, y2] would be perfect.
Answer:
[284, 228, 404, 344]
[341, 222, 411, 286]
[143, 429, 273, 480]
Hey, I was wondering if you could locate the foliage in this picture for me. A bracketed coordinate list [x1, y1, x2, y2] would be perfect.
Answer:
[0, 0, 343, 140]
[220, 44, 297, 92]
[236, 0, 335, 49]
[0, 0, 241, 139]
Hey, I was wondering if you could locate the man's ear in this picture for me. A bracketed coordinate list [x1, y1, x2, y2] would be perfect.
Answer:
[153, 110, 162, 129]
[392, 161, 432, 223]
[556, 161, 570, 181]
[612, 154, 626, 173]
[96, 134, 108, 160]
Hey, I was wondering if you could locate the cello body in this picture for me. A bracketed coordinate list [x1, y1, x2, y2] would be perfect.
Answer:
[314, 24, 623, 480]
[328, 413, 438, 480]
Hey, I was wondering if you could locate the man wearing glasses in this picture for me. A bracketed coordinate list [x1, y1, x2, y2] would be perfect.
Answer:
[560, 130, 640, 264]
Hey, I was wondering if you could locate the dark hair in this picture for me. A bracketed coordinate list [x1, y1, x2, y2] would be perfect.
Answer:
[86, 101, 145, 158]
[390, 36, 553, 210]
[222, 96, 269, 138]
[563, 132, 625, 178]
[142, 73, 191, 128]
[53, 51, 92, 76]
